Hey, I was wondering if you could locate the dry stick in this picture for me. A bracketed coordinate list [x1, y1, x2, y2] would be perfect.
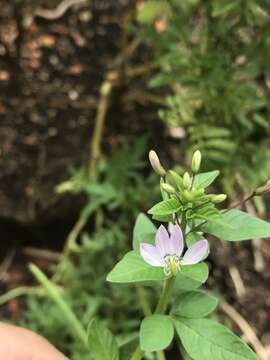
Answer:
[245, 201, 265, 272]
[220, 302, 268, 360]
[88, 72, 118, 180]
[35, 0, 89, 20]
[228, 266, 246, 297]
[23, 247, 62, 262]
[0, 250, 15, 281]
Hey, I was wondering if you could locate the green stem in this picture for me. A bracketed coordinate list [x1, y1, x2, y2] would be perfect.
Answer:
[30, 264, 88, 347]
[130, 347, 144, 360]
[130, 277, 176, 360]
[0, 286, 42, 306]
[154, 276, 176, 314]
[157, 351, 166, 360]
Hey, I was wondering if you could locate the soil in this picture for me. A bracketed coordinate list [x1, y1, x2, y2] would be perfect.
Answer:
[0, 0, 270, 358]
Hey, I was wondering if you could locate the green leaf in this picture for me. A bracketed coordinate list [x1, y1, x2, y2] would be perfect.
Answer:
[193, 171, 220, 188]
[202, 209, 270, 241]
[174, 317, 258, 360]
[132, 213, 156, 250]
[172, 291, 218, 318]
[186, 232, 204, 247]
[106, 251, 166, 283]
[140, 315, 174, 352]
[88, 318, 119, 360]
[174, 262, 209, 291]
[148, 198, 182, 216]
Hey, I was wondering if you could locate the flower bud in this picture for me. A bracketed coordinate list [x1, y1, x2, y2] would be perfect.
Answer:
[191, 150, 202, 174]
[149, 150, 166, 177]
[161, 182, 176, 194]
[183, 172, 192, 189]
[183, 190, 194, 202]
[211, 194, 227, 203]
[255, 179, 270, 195]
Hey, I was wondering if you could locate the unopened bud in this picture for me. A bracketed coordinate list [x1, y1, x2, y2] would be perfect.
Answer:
[255, 179, 270, 195]
[183, 172, 192, 189]
[183, 190, 194, 202]
[161, 183, 175, 194]
[191, 150, 202, 174]
[211, 194, 227, 203]
[149, 150, 166, 177]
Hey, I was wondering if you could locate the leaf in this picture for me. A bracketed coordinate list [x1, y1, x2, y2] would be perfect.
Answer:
[174, 317, 258, 360]
[193, 171, 220, 188]
[88, 318, 119, 360]
[174, 262, 209, 291]
[148, 198, 182, 216]
[186, 232, 204, 247]
[132, 213, 156, 250]
[192, 205, 221, 222]
[202, 209, 270, 241]
[106, 251, 166, 283]
[140, 315, 174, 352]
[172, 290, 218, 318]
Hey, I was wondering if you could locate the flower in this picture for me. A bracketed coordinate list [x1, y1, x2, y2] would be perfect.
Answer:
[140, 224, 208, 276]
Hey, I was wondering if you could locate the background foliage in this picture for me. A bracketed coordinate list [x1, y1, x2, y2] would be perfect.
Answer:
[136, 0, 270, 202]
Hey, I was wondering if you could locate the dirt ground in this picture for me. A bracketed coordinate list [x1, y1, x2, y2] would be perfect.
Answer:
[0, 0, 270, 358]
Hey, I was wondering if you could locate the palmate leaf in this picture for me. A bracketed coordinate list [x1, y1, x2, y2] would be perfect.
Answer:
[202, 209, 270, 241]
[107, 251, 209, 285]
[173, 317, 258, 360]
[140, 315, 174, 352]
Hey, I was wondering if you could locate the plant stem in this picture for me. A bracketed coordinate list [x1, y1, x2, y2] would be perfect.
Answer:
[130, 277, 176, 360]
[130, 347, 144, 360]
[154, 276, 176, 314]
[157, 351, 166, 360]
[30, 264, 88, 347]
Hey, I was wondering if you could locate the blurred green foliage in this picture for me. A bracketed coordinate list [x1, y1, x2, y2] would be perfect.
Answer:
[19, 139, 159, 359]
[136, 0, 270, 203]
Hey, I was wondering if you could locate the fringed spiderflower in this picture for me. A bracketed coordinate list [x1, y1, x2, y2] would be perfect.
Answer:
[140, 224, 209, 276]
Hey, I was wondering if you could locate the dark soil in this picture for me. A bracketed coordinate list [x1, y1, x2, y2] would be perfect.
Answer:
[0, 0, 270, 357]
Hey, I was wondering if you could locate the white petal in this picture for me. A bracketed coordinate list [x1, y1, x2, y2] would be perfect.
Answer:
[181, 240, 209, 265]
[168, 224, 184, 256]
[140, 243, 165, 266]
[155, 225, 170, 258]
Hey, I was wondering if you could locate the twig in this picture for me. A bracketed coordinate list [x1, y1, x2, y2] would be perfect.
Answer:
[227, 192, 255, 210]
[0, 250, 15, 281]
[88, 71, 118, 180]
[220, 302, 269, 360]
[245, 201, 265, 272]
[228, 266, 246, 297]
[35, 0, 89, 20]
[23, 247, 61, 262]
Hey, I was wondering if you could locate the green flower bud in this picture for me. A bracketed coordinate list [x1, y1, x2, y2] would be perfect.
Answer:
[161, 183, 176, 194]
[191, 150, 202, 174]
[211, 194, 227, 203]
[183, 172, 192, 189]
[149, 150, 166, 177]
[183, 189, 194, 202]
[255, 179, 270, 195]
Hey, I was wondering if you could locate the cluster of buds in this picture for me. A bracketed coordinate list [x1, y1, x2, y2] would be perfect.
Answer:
[149, 149, 227, 208]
